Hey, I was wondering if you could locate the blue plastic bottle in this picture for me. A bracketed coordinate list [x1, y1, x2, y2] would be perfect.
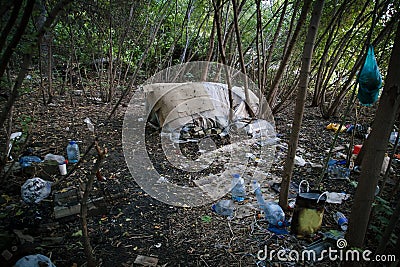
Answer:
[231, 173, 246, 202]
[67, 141, 80, 163]
[252, 180, 285, 226]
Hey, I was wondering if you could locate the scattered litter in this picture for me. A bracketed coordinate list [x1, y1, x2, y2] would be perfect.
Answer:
[13, 229, 34, 243]
[21, 177, 52, 204]
[390, 132, 398, 144]
[19, 156, 42, 168]
[327, 160, 350, 180]
[156, 176, 169, 183]
[381, 155, 390, 175]
[1, 249, 13, 261]
[347, 124, 370, 139]
[44, 154, 66, 164]
[84, 117, 95, 132]
[325, 192, 350, 204]
[212, 199, 234, 217]
[14, 254, 56, 267]
[352, 144, 362, 155]
[7, 132, 22, 158]
[333, 211, 348, 231]
[134, 255, 159, 266]
[295, 155, 306, 167]
[326, 123, 346, 132]
[252, 180, 285, 227]
[271, 182, 298, 199]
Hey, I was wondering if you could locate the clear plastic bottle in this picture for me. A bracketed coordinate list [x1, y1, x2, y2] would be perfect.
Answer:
[333, 211, 348, 231]
[66, 141, 80, 163]
[212, 199, 234, 217]
[231, 174, 246, 202]
[252, 180, 285, 226]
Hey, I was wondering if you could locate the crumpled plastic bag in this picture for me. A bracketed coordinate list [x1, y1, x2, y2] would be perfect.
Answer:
[21, 177, 52, 204]
[15, 254, 56, 267]
[357, 45, 382, 106]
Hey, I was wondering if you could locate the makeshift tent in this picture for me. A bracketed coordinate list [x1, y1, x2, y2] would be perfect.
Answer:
[144, 82, 270, 142]
[357, 45, 382, 106]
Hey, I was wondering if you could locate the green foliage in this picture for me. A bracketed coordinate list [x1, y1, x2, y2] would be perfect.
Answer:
[18, 114, 33, 133]
[369, 196, 397, 248]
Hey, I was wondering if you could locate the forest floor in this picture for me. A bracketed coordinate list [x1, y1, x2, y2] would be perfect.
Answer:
[0, 85, 398, 267]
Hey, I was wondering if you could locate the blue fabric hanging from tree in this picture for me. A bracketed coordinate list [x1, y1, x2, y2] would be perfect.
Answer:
[357, 45, 382, 106]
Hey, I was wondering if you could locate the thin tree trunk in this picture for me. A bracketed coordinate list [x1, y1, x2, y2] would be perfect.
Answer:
[213, 0, 234, 122]
[0, 0, 36, 79]
[201, 16, 216, 81]
[0, 0, 73, 129]
[81, 143, 107, 267]
[46, 34, 54, 104]
[279, 0, 324, 209]
[263, 0, 288, 92]
[266, 0, 312, 110]
[231, 0, 250, 105]
[346, 22, 400, 248]
[0, 0, 23, 51]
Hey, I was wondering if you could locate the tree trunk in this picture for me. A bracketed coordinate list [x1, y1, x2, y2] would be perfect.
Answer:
[0, 0, 73, 129]
[213, 0, 234, 122]
[263, 0, 288, 92]
[81, 143, 107, 267]
[266, 0, 312, 111]
[279, 0, 324, 209]
[346, 22, 400, 248]
[231, 0, 250, 105]
[0, 0, 35, 79]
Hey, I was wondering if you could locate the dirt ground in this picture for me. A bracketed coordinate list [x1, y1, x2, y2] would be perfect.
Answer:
[0, 86, 398, 267]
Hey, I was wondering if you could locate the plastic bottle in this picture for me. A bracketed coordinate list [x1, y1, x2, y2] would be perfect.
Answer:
[390, 132, 398, 144]
[212, 199, 234, 217]
[333, 211, 348, 231]
[252, 180, 266, 209]
[67, 141, 80, 163]
[231, 174, 246, 202]
[252, 180, 285, 226]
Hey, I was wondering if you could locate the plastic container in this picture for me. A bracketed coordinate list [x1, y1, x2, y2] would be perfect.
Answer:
[66, 141, 80, 163]
[333, 211, 348, 231]
[252, 180, 266, 209]
[231, 174, 246, 202]
[252, 180, 284, 226]
[291, 180, 327, 236]
[264, 202, 285, 227]
[212, 199, 234, 217]
[389, 132, 398, 144]
[352, 145, 362, 155]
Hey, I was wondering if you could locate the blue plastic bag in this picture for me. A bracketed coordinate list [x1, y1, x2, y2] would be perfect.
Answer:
[357, 45, 382, 106]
